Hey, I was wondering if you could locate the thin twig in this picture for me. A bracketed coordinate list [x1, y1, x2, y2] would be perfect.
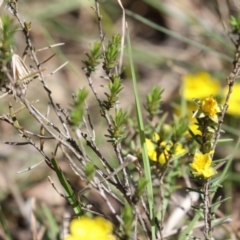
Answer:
[116, 0, 125, 74]
[213, 32, 240, 151]
[203, 180, 211, 239]
[94, 1, 106, 57]
[10, 5, 71, 138]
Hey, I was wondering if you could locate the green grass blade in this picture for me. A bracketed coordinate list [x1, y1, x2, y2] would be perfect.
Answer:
[42, 203, 59, 239]
[51, 157, 82, 216]
[126, 10, 232, 62]
[27, 0, 88, 20]
[178, 213, 200, 240]
[0, 204, 12, 240]
[126, 26, 156, 239]
[212, 135, 240, 188]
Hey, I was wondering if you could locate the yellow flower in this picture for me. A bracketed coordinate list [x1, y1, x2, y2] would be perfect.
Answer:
[201, 95, 220, 118]
[182, 72, 220, 100]
[190, 151, 217, 179]
[188, 119, 202, 136]
[223, 83, 240, 116]
[65, 216, 116, 240]
[174, 104, 201, 137]
[146, 133, 185, 165]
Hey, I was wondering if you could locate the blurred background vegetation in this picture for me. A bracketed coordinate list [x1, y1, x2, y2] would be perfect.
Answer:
[1, 0, 240, 239]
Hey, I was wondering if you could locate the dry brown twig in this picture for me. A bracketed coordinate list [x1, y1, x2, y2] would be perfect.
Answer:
[0, 1, 149, 237]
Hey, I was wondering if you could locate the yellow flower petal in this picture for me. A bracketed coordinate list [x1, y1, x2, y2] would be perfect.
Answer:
[146, 134, 185, 165]
[66, 216, 115, 240]
[201, 96, 220, 118]
[94, 216, 113, 235]
[64, 236, 80, 240]
[175, 143, 186, 156]
[223, 83, 240, 116]
[158, 149, 169, 165]
[189, 122, 202, 136]
[190, 151, 217, 179]
[146, 138, 157, 161]
[182, 72, 220, 100]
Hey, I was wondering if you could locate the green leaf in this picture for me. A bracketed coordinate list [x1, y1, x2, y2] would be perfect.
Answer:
[85, 162, 95, 181]
[82, 42, 102, 74]
[126, 26, 156, 239]
[135, 177, 148, 198]
[69, 88, 88, 126]
[0, 205, 12, 240]
[51, 157, 82, 216]
[121, 203, 134, 236]
[144, 86, 163, 120]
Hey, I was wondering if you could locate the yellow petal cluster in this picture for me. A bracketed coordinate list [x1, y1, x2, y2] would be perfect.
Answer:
[188, 117, 202, 136]
[182, 71, 220, 100]
[201, 96, 220, 118]
[65, 216, 116, 240]
[190, 151, 217, 179]
[223, 83, 240, 116]
[146, 133, 185, 165]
